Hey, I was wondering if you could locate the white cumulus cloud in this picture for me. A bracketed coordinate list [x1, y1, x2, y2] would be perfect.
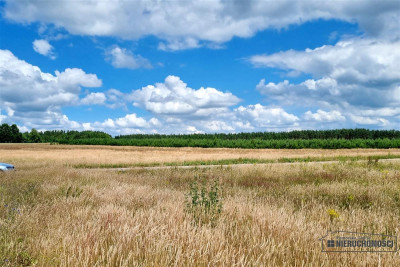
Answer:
[32, 39, 56, 59]
[252, 38, 400, 127]
[4, 0, 399, 50]
[304, 110, 345, 122]
[105, 46, 152, 69]
[250, 39, 400, 87]
[82, 113, 161, 135]
[350, 115, 389, 126]
[81, 92, 106, 105]
[235, 104, 299, 129]
[0, 49, 102, 129]
[131, 75, 241, 116]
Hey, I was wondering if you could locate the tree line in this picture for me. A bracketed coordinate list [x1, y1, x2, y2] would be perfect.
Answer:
[1, 123, 400, 149]
[116, 129, 400, 140]
[0, 123, 111, 143]
[62, 137, 400, 149]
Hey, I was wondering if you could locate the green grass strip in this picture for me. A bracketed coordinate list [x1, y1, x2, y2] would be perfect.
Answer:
[71, 154, 400, 169]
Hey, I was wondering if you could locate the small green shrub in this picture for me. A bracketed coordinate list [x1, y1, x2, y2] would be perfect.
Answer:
[185, 176, 222, 226]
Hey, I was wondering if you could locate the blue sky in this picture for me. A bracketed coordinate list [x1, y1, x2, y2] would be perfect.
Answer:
[0, 0, 399, 135]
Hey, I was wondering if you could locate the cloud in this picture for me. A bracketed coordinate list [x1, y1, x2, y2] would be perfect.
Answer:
[131, 75, 241, 116]
[105, 46, 152, 69]
[4, 0, 399, 50]
[252, 38, 400, 127]
[104, 89, 127, 109]
[0, 52, 245, 133]
[250, 39, 400, 88]
[81, 92, 106, 105]
[82, 113, 161, 135]
[158, 37, 201, 51]
[304, 110, 345, 122]
[235, 104, 299, 129]
[2, 46, 398, 133]
[0, 49, 102, 129]
[55, 68, 102, 90]
[22, 112, 82, 132]
[186, 126, 203, 134]
[115, 113, 152, 128]
[95, 80, 301, 132]
[32, 39, 56, 59]
[350, 115, 389, 126]
[173, 103, 301, 133]
[202, 120, 234, 132]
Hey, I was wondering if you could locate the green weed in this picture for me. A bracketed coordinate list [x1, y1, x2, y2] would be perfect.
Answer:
[185, 176, 222, 226]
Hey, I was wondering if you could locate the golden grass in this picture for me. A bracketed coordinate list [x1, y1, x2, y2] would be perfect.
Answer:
[2, 143, 400, 165]
[1, 144, 400, 266]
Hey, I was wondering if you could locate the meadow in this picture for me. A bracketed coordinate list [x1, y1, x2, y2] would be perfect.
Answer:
[1, 144, 400, 266]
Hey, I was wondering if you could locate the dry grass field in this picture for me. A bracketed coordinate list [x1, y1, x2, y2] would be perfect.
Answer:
[2, 143, 400, 165]
[1, 144, 400, 266]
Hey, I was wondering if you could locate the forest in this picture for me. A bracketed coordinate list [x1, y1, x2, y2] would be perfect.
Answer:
[0, 123, 111, 144]
[1, 123, 400, 149]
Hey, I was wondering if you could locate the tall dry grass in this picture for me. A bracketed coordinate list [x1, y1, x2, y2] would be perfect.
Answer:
[0, 145, 399, 266]
[2, 143, 400, 166]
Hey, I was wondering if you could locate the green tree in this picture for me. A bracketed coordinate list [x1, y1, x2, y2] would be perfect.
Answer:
[28, 128, 42, 143]
[0, 123, 12, 142]
[10, 124, 23, 143]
